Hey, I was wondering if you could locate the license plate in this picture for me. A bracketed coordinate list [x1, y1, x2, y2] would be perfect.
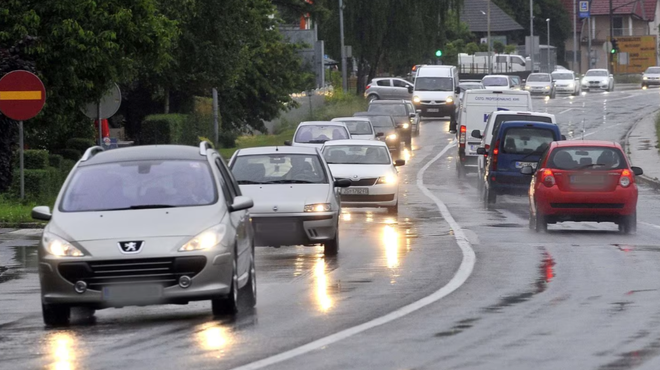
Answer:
[342, 188, 369, 195]
[570, 175, 604, 184]
[258, 222, 296, 232]
[427, 108, 439, 113]
[102, 284, 162, 302]
[515, 161, 538, 169]
[469, 145, 478, 151]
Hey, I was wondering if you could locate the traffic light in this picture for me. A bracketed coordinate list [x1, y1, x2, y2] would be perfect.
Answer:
[435, 49, 443, 57]
[611, 39, 619, 54]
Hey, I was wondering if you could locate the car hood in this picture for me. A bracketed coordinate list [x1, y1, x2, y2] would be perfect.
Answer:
[48, 206, 226, 242]
[526, 81, 552, 87]
[413, 91, 454, 101]
[484, 86, 510, 90]
[644, 73, 660, 78]
[583, 76, 609, 82]
[328, 164, 396, 179]
[239, 184, 331, 214]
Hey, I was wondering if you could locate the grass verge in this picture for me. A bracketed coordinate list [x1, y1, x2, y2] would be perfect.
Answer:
[0, 198, 47, 227]
[218, 128, 296, 159]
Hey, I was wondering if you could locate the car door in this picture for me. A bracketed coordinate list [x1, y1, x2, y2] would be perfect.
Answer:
[375, 79, 392, 99]
[392, 78, 412, 99]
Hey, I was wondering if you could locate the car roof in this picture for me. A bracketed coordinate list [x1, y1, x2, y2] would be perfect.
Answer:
[370, 99, 406, 104]
[498, 120, 560, 129]
[79, 145, 205, 166]
[331, 117, 372, 122]
[354, 112, 394, 118]
[491, 110, 554, 118]
[235, 146, 320, 156]
[552, 140, 620, 148]
[586, 69, 608, 72]
[298, 121, 347, 127]
[322, 139, 387, 147]
[465, 89, 530, 96]
[483, 75, 510, 78]
[528, 73, 551, 76]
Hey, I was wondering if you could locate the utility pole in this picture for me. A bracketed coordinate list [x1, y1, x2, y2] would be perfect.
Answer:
[487, 0, 491, 73]
[588, 17, 592, 68]
[546, 19, 551, 73]
[573, 0, 577, 72]
[609, 0, 614, 73]
[530, 0, 534, 72]
[339, 0, 348, 91]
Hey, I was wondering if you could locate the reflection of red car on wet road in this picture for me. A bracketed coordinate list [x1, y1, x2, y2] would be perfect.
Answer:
[522, 141, 643, 233]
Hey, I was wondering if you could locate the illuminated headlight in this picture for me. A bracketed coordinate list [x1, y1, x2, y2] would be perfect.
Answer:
[412, 96, 421, 104]
[377, 175, 397, 184]
[446, 96, 453, 104]
[644, 76, 649, 80]
[43, 231, 84, 257]
[387, 134, 397, 141]
[402, 123, 410, 129]
[304, 203, 331, 212]
[567, 82, 575, 88]
[179, 224, 226, 252]
[545, 85, 551, 90]
[525, 85, 531, 90]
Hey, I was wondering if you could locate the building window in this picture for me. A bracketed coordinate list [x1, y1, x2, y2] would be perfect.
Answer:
[613, 16, 624, 36]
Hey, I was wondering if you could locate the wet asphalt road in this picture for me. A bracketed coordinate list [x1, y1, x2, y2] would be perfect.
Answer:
[3, 87, 660, 369]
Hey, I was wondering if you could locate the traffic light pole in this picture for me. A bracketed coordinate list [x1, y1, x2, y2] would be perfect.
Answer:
[609, 0, 613, 73]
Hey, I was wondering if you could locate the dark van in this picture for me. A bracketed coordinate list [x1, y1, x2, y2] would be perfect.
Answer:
[479, 121, 563, 207]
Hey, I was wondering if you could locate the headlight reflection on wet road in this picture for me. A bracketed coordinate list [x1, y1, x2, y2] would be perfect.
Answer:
[383, 225, 400, 270]
[314, 257, 333, 312]
[48, 332, 76, 370]
[197, 323, 233, 358]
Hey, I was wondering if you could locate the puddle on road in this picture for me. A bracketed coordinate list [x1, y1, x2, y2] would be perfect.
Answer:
[598, 337, 660, 369]
[0, 245, 38, 284]
[637, 138, 652, 151]
[614, 244, 660, 253]
[486, 223, 523, 228]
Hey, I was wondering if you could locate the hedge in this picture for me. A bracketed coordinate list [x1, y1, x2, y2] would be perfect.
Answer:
[141, 114, 188, 145]
[60, 149, 82, 161]
[49, 154, 64, 171]
[62, 159, 76, 175]
[17, 150, 49, 170]
[66, 138, 96, 153]
[9, 167, 62, 203]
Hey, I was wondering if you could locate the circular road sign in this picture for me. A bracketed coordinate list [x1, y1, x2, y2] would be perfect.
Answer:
[0, 71, 46, 121]
[82, 83, 122, 119]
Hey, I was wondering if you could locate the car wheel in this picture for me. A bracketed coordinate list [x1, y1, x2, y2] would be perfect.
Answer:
[240, 251, 257, 308]
[367, 94, 378, 103]
[619, 212, 637, 235]
[324, 234, 339, 256]
[534, 205, 547, 232]
[212, 257, 239, 316]
[387, 202, 399, 215]
[42, 303, 70, 326]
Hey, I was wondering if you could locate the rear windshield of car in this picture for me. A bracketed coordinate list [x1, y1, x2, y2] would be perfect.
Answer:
[491, 115, 553, 143]
[501, 127, 556, 155]
[459, 83, 484, 90]
[552, 73, 574, 80]
[646, 67, 660, 74]
[355, 115, 394, 128]
[338, 120, 373, 135]
[367, 104, 407, 116]
[586, 70, 608, 77]
[295, 125, 350, 143]
[482, 77, 508, 86]
[323, 145, 391, 165]
[231, 154, 328, 184]
[60, 160, 218, 212]
[527, 74, 551, 82]
[548, 147, 627, 170]
[414, 77, 454, 91]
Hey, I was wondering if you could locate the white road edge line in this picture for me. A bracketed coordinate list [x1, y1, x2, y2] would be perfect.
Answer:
[230, 140, 476, 370]
[640, 221, 660, 230]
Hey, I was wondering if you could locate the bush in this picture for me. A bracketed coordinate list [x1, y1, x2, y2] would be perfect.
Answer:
[17, 150, 49, 170]
[66, 138, 96, 153]
[179, 113, 213, 146]
[141, 114, 188, 145]
[49, 154, 64, 171]
[9, 167, 61, 203]
[62, 159, 76, 175]
[60, 149, 82, 161]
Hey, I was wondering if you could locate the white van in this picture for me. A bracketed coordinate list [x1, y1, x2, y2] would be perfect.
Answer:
[412, 65, 459, 131]
[456, 90, 532, 176]
[473, 111, 556, 180]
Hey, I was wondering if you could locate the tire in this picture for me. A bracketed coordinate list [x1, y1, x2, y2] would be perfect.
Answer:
[456, 161, 466, 179]
[405, 136, 412, 148]
[387, 202, 399, 215]
[449, 115, 457, 133]
[42, 303, 70, 326]
[619, 212, 637, 234]
[367, 94, 378, 103]
[212, 258, 239, 316]
[485, 186, 496, 208]
[324, 235, 339, 256]
[534, 205, 547, 232]
[240, 252, 257, 309]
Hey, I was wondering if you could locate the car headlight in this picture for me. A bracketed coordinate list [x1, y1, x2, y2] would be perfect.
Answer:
[402, 123, 410, 129]
[545, 85, 551, 90]
[387, 134, 397, 141]
[304, 203, 331, 212]
[644, 76, 648, 80]
[43, 231, 84, 257]
[179, 224, 227, 252]
[568, 82, 574, 88]
[412, 96, 420, 104]
[446, 96, 453, 104]
[377, 175, 397, 184]
[525, 85, 531, 90]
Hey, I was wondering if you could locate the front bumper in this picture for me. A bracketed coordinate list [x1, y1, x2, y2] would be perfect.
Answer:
[527, 88, 553, 96]
[643, 79, 660, 86]
[582, 83, 609, 91]
[415, 102, 455, 117]
[339, 183, 398, 207]
[535, 186, 637, 221]
[251, 212, 337, 246]
[555, 86, 577, 93]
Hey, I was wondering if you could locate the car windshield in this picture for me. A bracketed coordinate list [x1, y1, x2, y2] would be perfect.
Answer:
[646, 67, 660, 74]
[552, 73, 574, 80]
[548, 147, 627, 170]
[482, 77, 508, 86]
[60, 160, 218, 212]
[527, 74, 551, 82]
[323, 145, 391, 165]
[367, 104, 407, 116]
[459, 83, 484, 90]
[231, 154, 328, 184]
[414, 77, 453, 91]
[501, 127, 556, 155]
[355, 115, 395, 128]
[586, 70, 608, 77]
[295, 125, 350, 143]
[339, 120, 373, 135]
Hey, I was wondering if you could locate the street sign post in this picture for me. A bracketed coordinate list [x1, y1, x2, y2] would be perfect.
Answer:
[82, 83, 121, 146]
[578, 0, 590, 18]
[0, 70, 47, 199]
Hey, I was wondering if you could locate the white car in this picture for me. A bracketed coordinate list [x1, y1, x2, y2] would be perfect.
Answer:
[581, 69, 614, 92]
[481, 75, 514, 90]
[551, 70, 581, 95]
[642, 66, 660, 88]
[229, 146, 351, 256]
[331, 117, 378, 140]
[321, 140, 404, 214]
[286, 121, 351, 148]
[524, 73, 556, 98]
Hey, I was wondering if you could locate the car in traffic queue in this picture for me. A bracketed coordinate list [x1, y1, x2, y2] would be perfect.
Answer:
[524, 73, 556, 98]
[321, 140, 404, 214]
[32, 142, 256, 326]
[286, 121, 351, 148]
[479, 121, 563, 207]
[522, 141, 643, 233]
[458, 81, 485, 104]
[412, 65, 460, 130]
[641, 66, 660, 89]
[551, 70, 581, 96]
[481, 75, 515, 90]
[365, 77, 414, 102]
[509, 76, 522, 90]
[367, 100, 414, 147]
[404, 100, 421, 135]
[331, 117, 378, 140]
[229, 146, 350, 256]
[581, 69, 614, 92]
[353, 112, 402, 158]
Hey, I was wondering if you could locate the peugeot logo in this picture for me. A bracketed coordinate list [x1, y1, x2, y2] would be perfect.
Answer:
[273, 205, 278, 212]
[352, 175, 358, 178]
[118, 241, 144, 254]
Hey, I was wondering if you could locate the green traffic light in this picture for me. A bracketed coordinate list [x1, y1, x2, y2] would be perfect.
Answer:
[610, 48, 616, 54]
[435, 50, 442, 57]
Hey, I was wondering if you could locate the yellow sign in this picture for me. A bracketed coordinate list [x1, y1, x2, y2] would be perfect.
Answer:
[612, 36, 657, 73]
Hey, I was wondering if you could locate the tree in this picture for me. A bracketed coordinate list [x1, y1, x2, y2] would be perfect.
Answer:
[504, 44, 517, 54]
[493, 41, 505, 54]
[466, 42, 480, 55]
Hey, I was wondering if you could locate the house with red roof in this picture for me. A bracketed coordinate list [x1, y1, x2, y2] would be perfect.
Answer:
[560, 0, 659, 73]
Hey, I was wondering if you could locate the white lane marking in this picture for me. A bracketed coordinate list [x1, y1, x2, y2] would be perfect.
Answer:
[558, 108, 574, 115]
[640, 221, 660, 230]
[231, 140, 475, 370]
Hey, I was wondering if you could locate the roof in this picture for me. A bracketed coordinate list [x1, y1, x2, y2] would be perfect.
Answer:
[331, 117, 372, 122]
[79, 145, 205, 166]
[299, 121, 346, 127]
[491, 110, 555, 117]
[553, 140, 621, 148]
[498, 120, 560, 128]
[560, 0, 657, 31]
[322, 139, 387, 147]
[235, 146, 320, 156]
[460, 0, 524, 33]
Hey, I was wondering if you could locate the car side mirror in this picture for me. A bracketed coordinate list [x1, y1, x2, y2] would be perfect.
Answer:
[376, 132, 384, 137]
[471, 130, 482, 139]
[334, 178, 351, 188]
[455, 87, 461, 94]
[395, 124, 402, 129]
[631, 166, 643, 176]
[31, 206, 52, 221]
[610, 74, 614, 78]
[394, 159, 405, 166]
[407, 86, 414, 94]
[284, 140, 292, 146]
[520, 166, 535, 175]
[409, 113, 416, 119]
[229, 196, 253, 212]
[476, 148, 487, 155]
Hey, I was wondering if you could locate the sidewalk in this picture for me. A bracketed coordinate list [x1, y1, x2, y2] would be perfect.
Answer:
[626, 112, 660, 187]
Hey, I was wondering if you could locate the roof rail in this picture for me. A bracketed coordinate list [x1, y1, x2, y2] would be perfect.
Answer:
[199, 141, 213, 156]
[80, 146, 104, 162]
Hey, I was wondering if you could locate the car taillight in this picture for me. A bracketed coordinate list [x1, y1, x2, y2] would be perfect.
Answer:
[459, 125, 466, 147]
[491, 140, 499, 170]
[366, 84, 371, 90]
[620, 169, 632, 187]
[542, 169, 555, 187]
[484, 144, 490, 157]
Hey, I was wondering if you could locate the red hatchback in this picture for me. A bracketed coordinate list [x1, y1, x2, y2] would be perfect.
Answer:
[522, 141, 643, 233]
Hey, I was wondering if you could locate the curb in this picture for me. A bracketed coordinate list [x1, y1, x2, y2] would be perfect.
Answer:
[623, 111, 660, 189]
[0, 222, 45, 229]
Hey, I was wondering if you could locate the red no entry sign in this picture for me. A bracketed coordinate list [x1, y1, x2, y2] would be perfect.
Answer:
[0, 70, 46, 121]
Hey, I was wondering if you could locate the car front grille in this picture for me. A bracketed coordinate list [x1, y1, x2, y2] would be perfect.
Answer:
[58, 257, 207, 290]
[336, 177, 378, 186]
[340, 194, 395, 202]
[550, 203, 624, 209]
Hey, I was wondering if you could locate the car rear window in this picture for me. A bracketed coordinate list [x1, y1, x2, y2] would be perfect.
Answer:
[548, 147, 627, 170]
[501, 127, 556, 155]
[340, 120, 373, 135]
[61, 160, 218, 212]
[482, 77, 508, 86]
[323, 145, 391, 165]
[491, 115, 552, 144]
[367, 104, 407, 116]
[355, 115, 395, 128]
[231, 154, 328, 184]
[295, 125, 350, 143]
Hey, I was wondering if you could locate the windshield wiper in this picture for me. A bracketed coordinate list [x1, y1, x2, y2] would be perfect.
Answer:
[518, 148, 548, 162]
[111, 204, 178, 210]
[265, 180, 318, 184]
[237, 180, 265, 184]
[576, 163, 607, 170]
[306, 139, 328, 144]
